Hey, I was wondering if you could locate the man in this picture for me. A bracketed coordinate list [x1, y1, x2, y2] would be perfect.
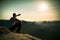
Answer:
[9, 13, 21, 33]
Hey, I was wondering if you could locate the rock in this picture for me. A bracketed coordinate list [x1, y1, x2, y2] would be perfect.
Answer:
[0, 26, 10, 35]
[0, 32, 42, 40]
[0, 26, 42, 40]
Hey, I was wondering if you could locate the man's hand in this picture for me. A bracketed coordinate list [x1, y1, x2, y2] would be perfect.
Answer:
[17, 14, 21, 16]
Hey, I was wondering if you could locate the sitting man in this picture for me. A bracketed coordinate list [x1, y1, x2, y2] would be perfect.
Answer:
[9, 13, 22, 33]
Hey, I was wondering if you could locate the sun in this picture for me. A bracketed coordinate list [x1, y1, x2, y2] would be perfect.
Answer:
[38, 2, 48, 12]
[40, 3, 47, 11]
[36, 2, 56, 21]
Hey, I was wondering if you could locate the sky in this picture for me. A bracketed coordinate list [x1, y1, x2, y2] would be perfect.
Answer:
[0, 0, 60, 21]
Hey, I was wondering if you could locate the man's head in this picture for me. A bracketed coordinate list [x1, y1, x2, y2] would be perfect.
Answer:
[13, 13, 16, 17]
[13, 13, 21, 17]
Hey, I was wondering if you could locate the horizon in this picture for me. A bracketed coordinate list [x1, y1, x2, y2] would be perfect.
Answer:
[0, 19, 60, 22]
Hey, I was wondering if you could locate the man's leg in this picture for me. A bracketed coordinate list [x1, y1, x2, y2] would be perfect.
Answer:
[16, 21, 21, 33]
[9, 23, 18, 32]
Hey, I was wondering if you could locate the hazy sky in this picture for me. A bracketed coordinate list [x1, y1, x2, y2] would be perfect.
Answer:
[0, 0, 60, 21]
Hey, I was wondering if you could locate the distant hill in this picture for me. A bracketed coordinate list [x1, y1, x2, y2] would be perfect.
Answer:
[0, 20, 9, 27]
[0, 20, 60, 40]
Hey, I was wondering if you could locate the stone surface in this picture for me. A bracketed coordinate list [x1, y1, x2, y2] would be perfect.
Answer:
[0, 26, 42, 40]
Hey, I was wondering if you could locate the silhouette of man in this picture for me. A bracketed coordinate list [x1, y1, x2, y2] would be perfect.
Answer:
[9, 13, 21, 33]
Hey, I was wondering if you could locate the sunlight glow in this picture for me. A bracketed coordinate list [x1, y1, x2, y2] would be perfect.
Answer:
[36, 1, 57, 21]
[40, 3, 47, 11]
[38, 2, 48, 12]
[1, 1, 59, 21]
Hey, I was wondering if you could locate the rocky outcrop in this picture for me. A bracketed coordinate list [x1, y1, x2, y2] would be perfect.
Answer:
[0, 26, 42, 40]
